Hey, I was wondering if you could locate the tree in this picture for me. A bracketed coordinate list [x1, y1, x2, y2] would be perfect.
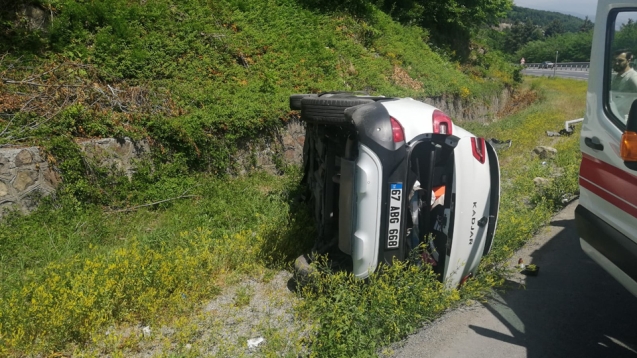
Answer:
[504, 21, 543, 53]
[545, 19, 565, 37]
[579, 16, 594, 32]
[614, 19, 637, 54]
[517, 31, 593, 62]
[380, 0, 513, 58]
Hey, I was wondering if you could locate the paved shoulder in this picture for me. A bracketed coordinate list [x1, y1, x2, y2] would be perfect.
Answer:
[390, 201, 637, 358]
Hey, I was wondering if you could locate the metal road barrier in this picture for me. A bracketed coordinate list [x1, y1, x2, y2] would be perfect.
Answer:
[525, 62, 590, 71]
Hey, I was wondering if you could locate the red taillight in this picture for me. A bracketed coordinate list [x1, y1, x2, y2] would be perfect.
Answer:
[433, 110, 453, 135]
[459, 273, 473, 287]
[471, 137, 486, 164]
[390, 116, 405, 143]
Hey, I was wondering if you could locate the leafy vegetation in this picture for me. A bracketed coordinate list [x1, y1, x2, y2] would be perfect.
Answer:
[517, 30, 593, 63]
[613, 19, 637, 54]
[505, 6, 587, 33]
[0, 0, 517, 193]
[483, 6, 594, 62]
[0, 170, 314, 355]
[376, 0, 513, 58]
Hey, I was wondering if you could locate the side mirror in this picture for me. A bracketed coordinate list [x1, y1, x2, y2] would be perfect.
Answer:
[621, 100, 637, 170]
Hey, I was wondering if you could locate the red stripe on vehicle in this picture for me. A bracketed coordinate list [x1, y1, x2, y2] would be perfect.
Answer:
[579, 178, 637, 219]
[579, 153, 637, 207]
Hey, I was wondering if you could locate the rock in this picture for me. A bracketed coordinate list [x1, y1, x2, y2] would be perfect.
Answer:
[43, 167, 62, 188]
[0, 181, 8, 197]
[0, 201, 17, 216]
[0, 155, 11, 177]
[533, 177, 551, 187]
[533, 146, 557, 159]
[79, 137, 150, 178]
[294, 254, 315, 281]
[19, 5, 48, 31]
[282, 133, 295, 148]
[15, 150, 34, 166]
[13, 170, 38, 192]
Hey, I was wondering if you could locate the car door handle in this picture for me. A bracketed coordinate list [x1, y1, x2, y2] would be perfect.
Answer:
[584, 137, 604, 151]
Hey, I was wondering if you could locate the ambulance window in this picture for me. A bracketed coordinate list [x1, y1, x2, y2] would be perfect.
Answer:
[607, 10, 637, 126]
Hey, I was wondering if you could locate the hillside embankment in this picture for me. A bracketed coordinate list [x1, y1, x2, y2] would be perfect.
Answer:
[0, 0, 518, 215]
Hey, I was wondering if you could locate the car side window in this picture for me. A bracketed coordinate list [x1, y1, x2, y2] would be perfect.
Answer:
[607, 11, 637, 126]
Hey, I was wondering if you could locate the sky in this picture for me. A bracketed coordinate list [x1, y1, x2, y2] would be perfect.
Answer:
[513, 0, 598, 20]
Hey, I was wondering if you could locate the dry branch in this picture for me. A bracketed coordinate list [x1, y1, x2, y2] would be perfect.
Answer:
[105, 194, 199, 213]
[0, 59, 180, 143]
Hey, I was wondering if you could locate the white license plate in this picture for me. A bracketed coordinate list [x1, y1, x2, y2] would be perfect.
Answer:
[387, 183, 403, 249]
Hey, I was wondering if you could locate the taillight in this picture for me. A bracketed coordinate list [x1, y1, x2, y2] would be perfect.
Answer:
[459, 273, 473, 287]
[471, 137, 486, 164]
[433, 110, 453, 135]
[390, 116, 405, 143]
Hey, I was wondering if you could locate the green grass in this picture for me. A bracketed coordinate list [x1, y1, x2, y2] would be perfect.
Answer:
[1, 0, 516, 179]
[0, 76, 586, 357]
[0, 169, 314, 355]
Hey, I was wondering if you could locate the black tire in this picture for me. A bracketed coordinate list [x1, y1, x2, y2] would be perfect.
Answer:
[301, 96, 375, 124]
[290, 94, 318, 110]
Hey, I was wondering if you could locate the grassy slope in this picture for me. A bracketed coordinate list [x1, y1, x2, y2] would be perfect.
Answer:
[0, 77, 586, 357]
[1, 0, 513, 173]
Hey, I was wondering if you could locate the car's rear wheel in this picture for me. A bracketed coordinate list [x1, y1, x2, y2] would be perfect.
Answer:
[290, 94, 318, 110]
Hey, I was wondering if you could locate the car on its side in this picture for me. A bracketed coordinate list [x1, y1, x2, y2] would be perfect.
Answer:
[291, 92, 500, 287]
[541, 61, 555, 69]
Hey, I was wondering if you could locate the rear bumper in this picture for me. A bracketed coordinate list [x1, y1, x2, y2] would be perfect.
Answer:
[350, 144, 383, 278]
[576, 204, 637, 295]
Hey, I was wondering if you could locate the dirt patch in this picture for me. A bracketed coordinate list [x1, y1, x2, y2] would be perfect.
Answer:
[497, 87, 539, 118]
[88, 271, 311, 357]
[392, 65, 423, 91]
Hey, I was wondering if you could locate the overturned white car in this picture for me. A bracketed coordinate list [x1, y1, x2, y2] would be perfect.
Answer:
[292, 93, 500, 287]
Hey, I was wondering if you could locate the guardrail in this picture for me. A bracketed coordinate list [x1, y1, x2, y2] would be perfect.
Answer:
[524, 62, 590, 71]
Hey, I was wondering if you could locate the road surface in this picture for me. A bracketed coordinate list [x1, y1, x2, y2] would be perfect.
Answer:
[390, 200, 637, 358]
[523, 68, 589, 81]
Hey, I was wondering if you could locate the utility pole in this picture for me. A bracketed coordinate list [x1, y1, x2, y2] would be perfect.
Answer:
[554, 50, 559, 77]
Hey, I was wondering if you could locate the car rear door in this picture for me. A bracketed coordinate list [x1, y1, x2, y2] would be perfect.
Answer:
[443, 135, 495, 287]
[577, 0, 637, 296]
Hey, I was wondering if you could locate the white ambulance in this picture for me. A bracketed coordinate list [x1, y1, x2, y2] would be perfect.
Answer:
[577, 0, 637, 296]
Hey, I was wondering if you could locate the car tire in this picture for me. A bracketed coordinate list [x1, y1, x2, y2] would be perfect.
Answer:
[301, 96, 375, 124]
[290, 94, 318, 110]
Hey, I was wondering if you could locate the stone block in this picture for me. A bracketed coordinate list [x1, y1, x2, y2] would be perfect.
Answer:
[43, 167, 62, 188]
[533, 146, 558, 159]
[0, 181, 8, 197]
[533, 177, 551, 187]
[13, 170, 38, 192]
[0, 154, 11, 178]
[14, 149, 33, 166]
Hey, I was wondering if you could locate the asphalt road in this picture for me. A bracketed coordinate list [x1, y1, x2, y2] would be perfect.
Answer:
[390, 200, 637, 358]
[523, 68, 589, 80]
